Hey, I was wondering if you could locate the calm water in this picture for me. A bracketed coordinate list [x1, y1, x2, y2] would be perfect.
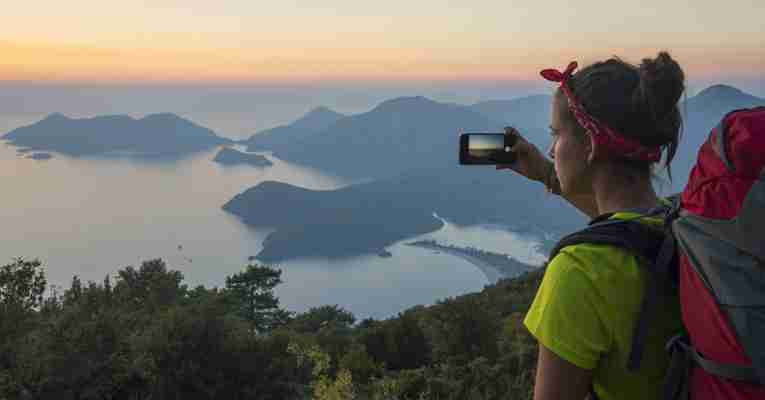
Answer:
[0, 138, 545, 320]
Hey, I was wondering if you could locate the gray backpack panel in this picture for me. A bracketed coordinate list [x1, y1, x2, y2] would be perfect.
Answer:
[672, 170, 765, 384]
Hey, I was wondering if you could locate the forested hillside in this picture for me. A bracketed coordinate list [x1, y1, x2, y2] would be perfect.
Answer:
[0, 258, 543, 400]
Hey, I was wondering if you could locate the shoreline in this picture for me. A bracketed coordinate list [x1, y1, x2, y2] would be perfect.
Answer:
[406, 240, 540, 284]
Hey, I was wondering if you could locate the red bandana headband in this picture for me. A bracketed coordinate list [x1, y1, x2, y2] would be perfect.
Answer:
[541, 61, 662, 162]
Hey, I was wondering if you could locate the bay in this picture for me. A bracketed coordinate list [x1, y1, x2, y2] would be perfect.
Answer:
[0, 118, 546, 320]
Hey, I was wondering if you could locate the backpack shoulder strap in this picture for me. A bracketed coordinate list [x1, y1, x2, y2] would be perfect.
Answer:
[549, 216, 666, 264]
[548, 208, 678, 371]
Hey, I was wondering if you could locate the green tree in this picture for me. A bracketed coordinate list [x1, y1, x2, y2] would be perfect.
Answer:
[361, 311, 430, 371]
[425, 295, 501, 365]
[0, 259, 46, 398]
[339, 344, 383, 386]
[225, 263, 290, 333]
[289, 341, 356, 400]
[0, 258, 46, 315]
[113, 259, 186, 312]
[290, 305, 355, 334]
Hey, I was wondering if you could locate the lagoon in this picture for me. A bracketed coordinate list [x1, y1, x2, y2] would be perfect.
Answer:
[0, 138, 546, 319]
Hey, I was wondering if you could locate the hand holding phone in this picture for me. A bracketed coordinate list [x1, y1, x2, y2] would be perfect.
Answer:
[493, 127, 556, 188]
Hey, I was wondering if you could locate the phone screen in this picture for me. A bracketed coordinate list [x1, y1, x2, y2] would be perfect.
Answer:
[468, 134, 504, 157]
[459, 133, 515, 165]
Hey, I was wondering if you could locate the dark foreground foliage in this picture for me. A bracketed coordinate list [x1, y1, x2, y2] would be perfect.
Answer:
[0, 257, 542, 400]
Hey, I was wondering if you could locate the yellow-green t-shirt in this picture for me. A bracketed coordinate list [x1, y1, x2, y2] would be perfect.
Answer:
[524, 211, 682, 400]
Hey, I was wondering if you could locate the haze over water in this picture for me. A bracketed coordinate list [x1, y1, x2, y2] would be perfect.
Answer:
[0, 132, 546, 319]
[0, 82, 545, 140]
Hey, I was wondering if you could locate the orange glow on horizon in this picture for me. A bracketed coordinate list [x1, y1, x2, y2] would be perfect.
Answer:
[1, 40, 763, 85]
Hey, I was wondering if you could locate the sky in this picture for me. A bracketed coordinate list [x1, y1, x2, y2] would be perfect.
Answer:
[1, 1, 763, 137]
[1, 0, 764, 86]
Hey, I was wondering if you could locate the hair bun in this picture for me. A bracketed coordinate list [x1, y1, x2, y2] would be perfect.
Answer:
[636, 51, 685, 120]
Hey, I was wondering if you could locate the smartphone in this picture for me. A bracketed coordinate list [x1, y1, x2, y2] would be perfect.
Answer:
[459, 132, 517, 165]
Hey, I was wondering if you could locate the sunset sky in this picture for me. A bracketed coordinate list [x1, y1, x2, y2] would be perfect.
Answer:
[2, 0, 764, 86]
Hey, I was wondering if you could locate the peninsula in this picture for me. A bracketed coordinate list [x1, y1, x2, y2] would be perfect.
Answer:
[406, 239, 540, 283]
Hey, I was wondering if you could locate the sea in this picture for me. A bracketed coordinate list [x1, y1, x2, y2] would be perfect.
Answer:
[0, 106, 548, 320]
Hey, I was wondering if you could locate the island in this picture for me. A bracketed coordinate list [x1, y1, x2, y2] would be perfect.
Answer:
[213, 147, 272, 167]
[26, 152, 53, 160]
[3, 112, 232, 157]
[406, 239, 540, 284]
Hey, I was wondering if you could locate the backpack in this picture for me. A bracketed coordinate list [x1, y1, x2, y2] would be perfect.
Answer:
[548, 107, 765, 399]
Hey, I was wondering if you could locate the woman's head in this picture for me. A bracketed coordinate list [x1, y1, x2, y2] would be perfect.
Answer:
[548, 52, 685, 196]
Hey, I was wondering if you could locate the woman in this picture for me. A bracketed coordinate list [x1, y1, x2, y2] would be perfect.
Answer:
[500, 52, 686, 400]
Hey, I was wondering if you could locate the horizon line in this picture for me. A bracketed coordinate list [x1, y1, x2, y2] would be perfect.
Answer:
[1, 78, 761, 99]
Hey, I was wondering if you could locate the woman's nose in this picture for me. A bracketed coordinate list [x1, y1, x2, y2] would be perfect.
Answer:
[547, 143, 555, 159]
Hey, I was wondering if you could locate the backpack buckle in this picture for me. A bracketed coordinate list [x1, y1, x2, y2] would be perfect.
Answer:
[666, 334, 690, 354]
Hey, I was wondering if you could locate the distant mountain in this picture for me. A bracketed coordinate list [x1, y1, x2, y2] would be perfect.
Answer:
[671, 85, 765, 187]
[3, 113, 232, 157]
[213, 147, 272, 167]
[468, 95, 553, 148]
[269, 97, 505, 179]
[245, 107, 345, 151]
[685, 85, 763, 114]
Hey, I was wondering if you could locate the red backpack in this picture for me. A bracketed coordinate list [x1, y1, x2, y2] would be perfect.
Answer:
[549, 107, 765, 399]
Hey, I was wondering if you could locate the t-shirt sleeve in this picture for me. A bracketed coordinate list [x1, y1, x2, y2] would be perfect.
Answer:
[524, 249, 613, 370]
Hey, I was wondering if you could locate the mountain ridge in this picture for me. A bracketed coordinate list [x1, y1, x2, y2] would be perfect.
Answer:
[268, 96, 503, 179]
[245, 106, 345, 151]
[672, 84, 765, 184]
